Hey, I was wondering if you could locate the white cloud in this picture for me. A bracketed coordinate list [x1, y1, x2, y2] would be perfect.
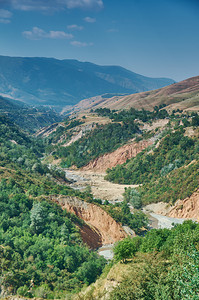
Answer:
[0, 18, 11, 24]
[70, 40, 93, 47]
[107, 28, 118, 33]
[48, 31, 73, 39]
[0, 9, 12, 23]
[84, 16, 96, 23]
[67, 24, 83, 31]
[7, 0, 103, 12]
[22, 27, 73, 40]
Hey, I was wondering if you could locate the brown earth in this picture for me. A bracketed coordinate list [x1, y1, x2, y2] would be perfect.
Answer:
[51, 196, 127, 248]
[144, 189, 199, 221]
[168, 190, 199, 221]
[81, 139, 153, 172]
[65, 169, 138, 202]
[72, 76, 199, 112]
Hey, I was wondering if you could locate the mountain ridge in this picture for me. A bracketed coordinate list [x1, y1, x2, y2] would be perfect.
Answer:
[0, 55, 174, 110]
[72, 75, 199, 112]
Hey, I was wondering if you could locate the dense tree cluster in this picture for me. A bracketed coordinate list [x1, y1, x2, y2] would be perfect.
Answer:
[95, 105, 169, 122]
[0, 179, 105, 298]
[111, 221, 199, 299]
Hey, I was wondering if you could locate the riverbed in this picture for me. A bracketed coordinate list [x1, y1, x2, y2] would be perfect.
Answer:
[65, 168, 186, 226]
[65, 168, 187, 259]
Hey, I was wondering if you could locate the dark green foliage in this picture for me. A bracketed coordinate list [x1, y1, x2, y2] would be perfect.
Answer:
[124, 187, 142, 209]
[0, 179, 106, 298]
[110, 221, 199, 299]
[95, 105, 169, 123]
[113, 237, 141, 262]
[191, 112, 199, 126]
[102, 201, 148, 234]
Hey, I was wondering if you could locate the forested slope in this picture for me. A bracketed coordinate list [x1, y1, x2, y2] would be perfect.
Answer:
[51, 106, 169, 168]
[0, 116, 106, 298]
[78, 221, 199, 299]
[104, 112, 199, 205]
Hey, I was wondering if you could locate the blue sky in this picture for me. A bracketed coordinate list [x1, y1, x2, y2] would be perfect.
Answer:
[0, 0, 198, 81]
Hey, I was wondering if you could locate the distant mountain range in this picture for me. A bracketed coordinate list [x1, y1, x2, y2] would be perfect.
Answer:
[73, 76, 199, 112]
[0, 55, 174, 111]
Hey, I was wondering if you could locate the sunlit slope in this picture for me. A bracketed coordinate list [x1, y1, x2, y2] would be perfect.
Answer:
[74, 76, 199, 112]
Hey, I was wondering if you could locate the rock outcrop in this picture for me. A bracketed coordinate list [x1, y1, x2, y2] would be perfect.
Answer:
[81, 140, 152, 172]
[168, 190, 199, 221]
[144, 190, 199, 222]
[52, 196, 127, 248]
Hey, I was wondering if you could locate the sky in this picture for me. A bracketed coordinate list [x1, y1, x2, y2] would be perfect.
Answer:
[0, 0, 199, 81]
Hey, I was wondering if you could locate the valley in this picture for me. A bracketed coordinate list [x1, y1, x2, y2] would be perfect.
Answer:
[0, 72, 199, 299]
[1, 0, 199, 297]
[64, 168, 187, 230]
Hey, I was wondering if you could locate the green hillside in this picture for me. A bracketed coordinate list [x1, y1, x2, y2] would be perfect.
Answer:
[79, 221, 199, 299]
[0, 96, 62, 133]
[0, 116, 107, 298]
[105, 112, 199, 205]
[51, 106, 169, 168]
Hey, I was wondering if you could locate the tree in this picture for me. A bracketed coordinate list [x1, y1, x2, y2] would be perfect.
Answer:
[30, 202, 45, 234]
[113, 237, 141, 263]
[124, 187, 142, 209]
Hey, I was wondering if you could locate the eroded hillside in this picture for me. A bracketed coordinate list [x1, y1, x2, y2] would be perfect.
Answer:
[51, 195, 127, 248]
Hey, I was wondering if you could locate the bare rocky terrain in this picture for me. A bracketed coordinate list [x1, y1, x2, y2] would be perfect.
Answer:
[51, 195, 128, 249]
[64, 169, 197, 232]
[65, 169, 138, 202]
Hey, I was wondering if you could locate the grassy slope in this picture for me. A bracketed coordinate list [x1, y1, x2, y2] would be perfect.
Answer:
[78, 76, 199, 112]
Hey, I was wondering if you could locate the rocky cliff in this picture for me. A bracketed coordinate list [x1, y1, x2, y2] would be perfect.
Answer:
[81, 139, 152, 172]
[52, 196, 127, 248]
[168, 189, 199, 221]
[144, 189, 199, 221]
